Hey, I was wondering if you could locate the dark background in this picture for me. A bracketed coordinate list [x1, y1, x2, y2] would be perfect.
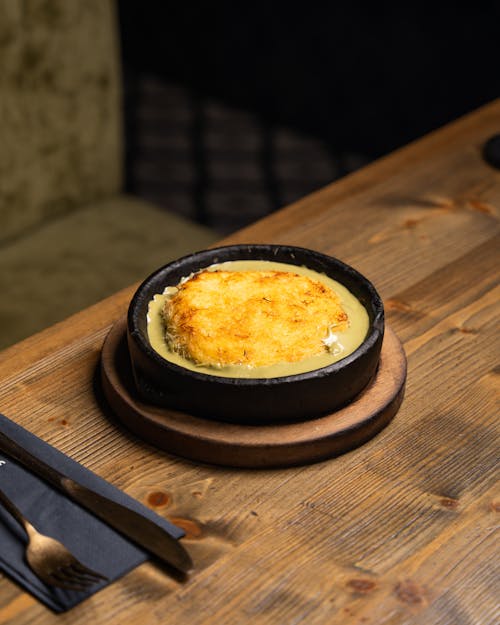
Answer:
[118, 2, 499, 233]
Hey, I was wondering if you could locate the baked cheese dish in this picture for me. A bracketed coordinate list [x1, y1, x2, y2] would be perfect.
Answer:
[163, 269, 349, 368]
[147, 260, 369, 378]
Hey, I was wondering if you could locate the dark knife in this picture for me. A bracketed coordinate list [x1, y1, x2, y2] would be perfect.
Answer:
[0, 430, 193, 574]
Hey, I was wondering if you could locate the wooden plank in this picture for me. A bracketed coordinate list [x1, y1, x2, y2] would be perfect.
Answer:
[0, 100, 498, 624]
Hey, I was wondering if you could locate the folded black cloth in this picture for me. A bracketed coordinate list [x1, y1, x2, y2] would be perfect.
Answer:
[0, 413, 184, 612]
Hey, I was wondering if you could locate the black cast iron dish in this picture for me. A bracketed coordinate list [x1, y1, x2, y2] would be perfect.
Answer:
[127, 244, 384, 424]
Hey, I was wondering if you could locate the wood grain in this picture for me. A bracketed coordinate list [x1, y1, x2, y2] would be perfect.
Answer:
[0, 99, 498, 624]
[100, 319, 406, 467]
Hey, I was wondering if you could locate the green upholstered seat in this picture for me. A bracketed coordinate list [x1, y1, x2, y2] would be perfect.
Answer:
[0, 196, 216, 348]
[0, 0, 217, 349]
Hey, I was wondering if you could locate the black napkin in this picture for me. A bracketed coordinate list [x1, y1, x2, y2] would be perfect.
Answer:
[0, 413, 184, 612]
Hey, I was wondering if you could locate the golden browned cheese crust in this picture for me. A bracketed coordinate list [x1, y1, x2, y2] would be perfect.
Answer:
[163, 270, 349, 368]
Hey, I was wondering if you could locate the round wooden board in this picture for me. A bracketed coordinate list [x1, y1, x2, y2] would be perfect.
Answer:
[100, 318, 407, 468]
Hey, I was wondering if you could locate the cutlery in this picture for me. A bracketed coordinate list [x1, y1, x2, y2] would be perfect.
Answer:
[0, 485, 107, 590]
[0, 430, 193, 574]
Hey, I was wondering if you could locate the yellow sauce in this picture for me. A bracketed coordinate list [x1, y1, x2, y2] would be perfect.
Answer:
[147, 260, 369, 378]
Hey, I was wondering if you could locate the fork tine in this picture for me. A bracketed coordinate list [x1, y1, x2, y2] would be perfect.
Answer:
[34, 556, 106, 590]
[50, 565, 103, 587]
[45, 571, 91, 591]
[62, 567, 107, 587]
[69, 562, 108, 581]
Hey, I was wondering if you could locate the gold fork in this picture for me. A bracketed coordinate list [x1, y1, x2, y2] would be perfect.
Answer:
[0, 485, 107, 590]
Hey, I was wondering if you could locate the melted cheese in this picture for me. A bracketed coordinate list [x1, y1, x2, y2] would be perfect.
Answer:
[147, 260, 369, 378]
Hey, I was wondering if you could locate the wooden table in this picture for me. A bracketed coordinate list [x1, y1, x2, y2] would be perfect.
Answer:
[0, 100, 498, 625]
